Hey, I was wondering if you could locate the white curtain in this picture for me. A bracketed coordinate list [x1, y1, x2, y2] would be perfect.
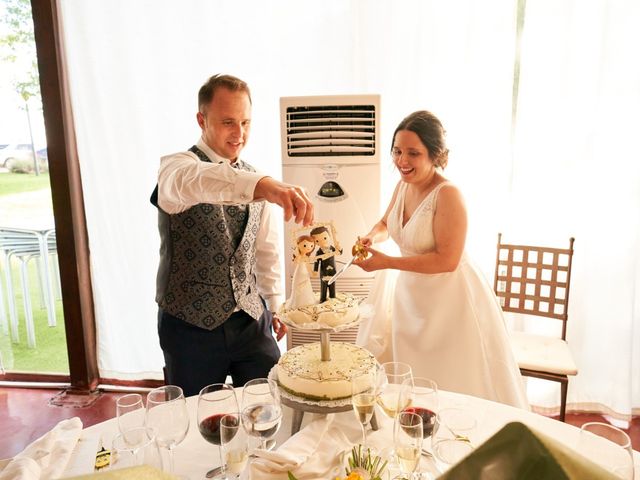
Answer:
[57, 0, 639, 418]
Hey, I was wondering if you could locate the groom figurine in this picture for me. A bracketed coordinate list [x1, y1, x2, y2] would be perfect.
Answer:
[310, 225, 342, 302]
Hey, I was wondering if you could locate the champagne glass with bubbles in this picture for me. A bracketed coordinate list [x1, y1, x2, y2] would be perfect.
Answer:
[221, 414, 250, 478]
[352, 369, 377, 449]
[395, 411, 423, 479]
[241, 378, 282, 451]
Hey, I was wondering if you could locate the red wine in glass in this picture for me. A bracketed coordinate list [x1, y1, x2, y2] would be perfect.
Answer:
[199, 413, 239, 446]
[403, 407, 437, 438]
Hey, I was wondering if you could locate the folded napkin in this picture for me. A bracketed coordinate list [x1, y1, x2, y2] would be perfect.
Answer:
[438, 421, 619, 480]
[0, 417, 83, 480]
[250, 414, 352, 480]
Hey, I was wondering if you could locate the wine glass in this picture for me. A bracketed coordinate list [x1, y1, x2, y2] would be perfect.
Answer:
[197, 384, 239, 480]
[403, 378, 438, 444]
[116, 393, 145, 445]
[146, 385, 190, 475]
[578, 422, 634, 479]
[352, 369, 377, 449]
[431, 407, 476, 472]
[376, 362, 413, 419]
[220, 414, 250, 478]
[394, 411, 423, 479]
[110, 426, 162, 471]
[241, 378, 282, 451]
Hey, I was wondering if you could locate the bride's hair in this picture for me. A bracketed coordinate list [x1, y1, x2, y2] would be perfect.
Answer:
[293, 234, 315, 260]
[392, 110, 449, 169]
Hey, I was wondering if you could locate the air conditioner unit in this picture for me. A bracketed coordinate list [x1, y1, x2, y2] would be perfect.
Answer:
[280, 94, 381, 348]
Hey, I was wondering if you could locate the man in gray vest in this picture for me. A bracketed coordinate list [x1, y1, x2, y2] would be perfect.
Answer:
[153, 74, 314, 396]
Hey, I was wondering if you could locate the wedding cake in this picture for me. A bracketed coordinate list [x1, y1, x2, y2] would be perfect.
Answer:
[279, 222, 367, 328]
[276, 342, 377, 400]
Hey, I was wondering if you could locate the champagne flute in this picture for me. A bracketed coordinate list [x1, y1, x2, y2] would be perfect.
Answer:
[351, 369, 377, 449]
[221, 414, 250, 478]
[241, 378, 282, 451]
[197, 384, 239, 480]
[116, 393, 145, 445]
[578, 422, 634, 479]
[146, 385, 190, 475]
[395, 411, 423, 479]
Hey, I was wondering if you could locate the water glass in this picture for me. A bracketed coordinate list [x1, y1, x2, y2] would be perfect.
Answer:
[241, 378, 282, 450]
[578, 422, 634, 479]
[116, 393, 145, 444]
[110, 427, 162, 470]
[432, 407, 476, 472]
[146, 385, 190, 474]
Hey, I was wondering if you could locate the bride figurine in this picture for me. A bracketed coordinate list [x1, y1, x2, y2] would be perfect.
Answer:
[288, 235, 317, 309]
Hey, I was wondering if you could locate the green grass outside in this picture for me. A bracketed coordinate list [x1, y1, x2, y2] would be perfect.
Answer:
[0, 259, 69, 373]
[0, 172, 51, 196]
[0, 171, 69, 374]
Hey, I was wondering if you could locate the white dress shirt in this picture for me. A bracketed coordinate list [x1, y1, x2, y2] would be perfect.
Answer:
[157, 138, 284, 313]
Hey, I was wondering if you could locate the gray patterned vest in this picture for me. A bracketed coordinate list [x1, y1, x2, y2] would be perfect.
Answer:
[155, 146, 265, 330]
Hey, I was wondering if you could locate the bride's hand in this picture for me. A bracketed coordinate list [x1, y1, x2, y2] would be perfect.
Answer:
[358, 235, 374, 248]
[353, 246, 388, 272]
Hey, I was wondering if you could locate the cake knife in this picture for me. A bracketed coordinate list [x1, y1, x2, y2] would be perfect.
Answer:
[327, 254, 358, 285]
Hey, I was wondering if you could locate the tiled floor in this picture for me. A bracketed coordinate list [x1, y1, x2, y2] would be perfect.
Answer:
[1, 386, 638, 459]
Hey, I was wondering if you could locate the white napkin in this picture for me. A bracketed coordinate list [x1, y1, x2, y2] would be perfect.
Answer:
[250, 414, 352, 480]
[0, 417, 83, 480]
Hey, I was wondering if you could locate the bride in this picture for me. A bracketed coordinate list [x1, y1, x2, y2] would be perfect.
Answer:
[354, 110, 528, 409]
[288, 234, 317, 309]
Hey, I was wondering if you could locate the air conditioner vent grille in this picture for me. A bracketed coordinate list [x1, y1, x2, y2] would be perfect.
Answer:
[286, 104, 376, 157]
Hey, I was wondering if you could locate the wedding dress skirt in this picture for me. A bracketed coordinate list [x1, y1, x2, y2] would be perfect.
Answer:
[358, 182, 528, 409]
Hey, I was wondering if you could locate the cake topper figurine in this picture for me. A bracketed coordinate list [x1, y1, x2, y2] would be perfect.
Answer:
[310, 224, 343, 302]
[288, 234, 316, 309]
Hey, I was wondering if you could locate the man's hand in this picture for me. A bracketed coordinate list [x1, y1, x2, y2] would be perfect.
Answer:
[271, 315, 288, 341]
[254, 177, 314, 226]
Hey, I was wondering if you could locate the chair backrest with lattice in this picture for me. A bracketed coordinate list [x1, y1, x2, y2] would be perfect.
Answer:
[494, 233, 575, 340]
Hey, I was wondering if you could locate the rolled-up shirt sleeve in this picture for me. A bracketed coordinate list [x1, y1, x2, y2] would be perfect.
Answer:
[255, 202, 284, 312]
[158, 151, 265, 214]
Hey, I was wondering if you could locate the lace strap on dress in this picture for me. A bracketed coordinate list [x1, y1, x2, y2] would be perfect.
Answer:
[426, 181, 450, 211]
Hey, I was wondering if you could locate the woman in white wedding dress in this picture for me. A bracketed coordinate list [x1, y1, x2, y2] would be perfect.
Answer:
[288, 235, 317, 309]
[355, 111, 528, 409]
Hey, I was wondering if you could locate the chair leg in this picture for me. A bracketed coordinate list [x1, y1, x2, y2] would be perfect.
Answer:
[559, 380, 568, 422]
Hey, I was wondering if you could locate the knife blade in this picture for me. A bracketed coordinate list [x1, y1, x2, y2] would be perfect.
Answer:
[327, 254, 358, 285]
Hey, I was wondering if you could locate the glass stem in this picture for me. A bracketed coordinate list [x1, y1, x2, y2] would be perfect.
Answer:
[361, 423, 367, 447]
[219, 445, 226, 476]
[166, 446, 175, 473]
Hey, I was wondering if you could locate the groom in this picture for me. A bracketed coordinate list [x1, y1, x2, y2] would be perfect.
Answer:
[310, 225, 342, 302]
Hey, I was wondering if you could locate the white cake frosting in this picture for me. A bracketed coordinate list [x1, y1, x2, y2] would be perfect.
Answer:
[277, 342, 377, 401]
[279, 292, 359, 328]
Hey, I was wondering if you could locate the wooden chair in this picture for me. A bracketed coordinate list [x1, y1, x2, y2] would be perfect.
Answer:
[493, 233, 577, 422]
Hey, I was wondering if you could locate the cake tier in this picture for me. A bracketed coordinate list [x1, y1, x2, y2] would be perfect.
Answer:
[279, 292, 359, 328]
[277, 342, 377, 401]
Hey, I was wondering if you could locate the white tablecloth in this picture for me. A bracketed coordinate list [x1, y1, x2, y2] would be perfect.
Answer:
[63, 389, 639, 479]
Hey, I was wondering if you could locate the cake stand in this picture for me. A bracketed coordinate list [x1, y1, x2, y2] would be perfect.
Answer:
[274, 316, 380, 435]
